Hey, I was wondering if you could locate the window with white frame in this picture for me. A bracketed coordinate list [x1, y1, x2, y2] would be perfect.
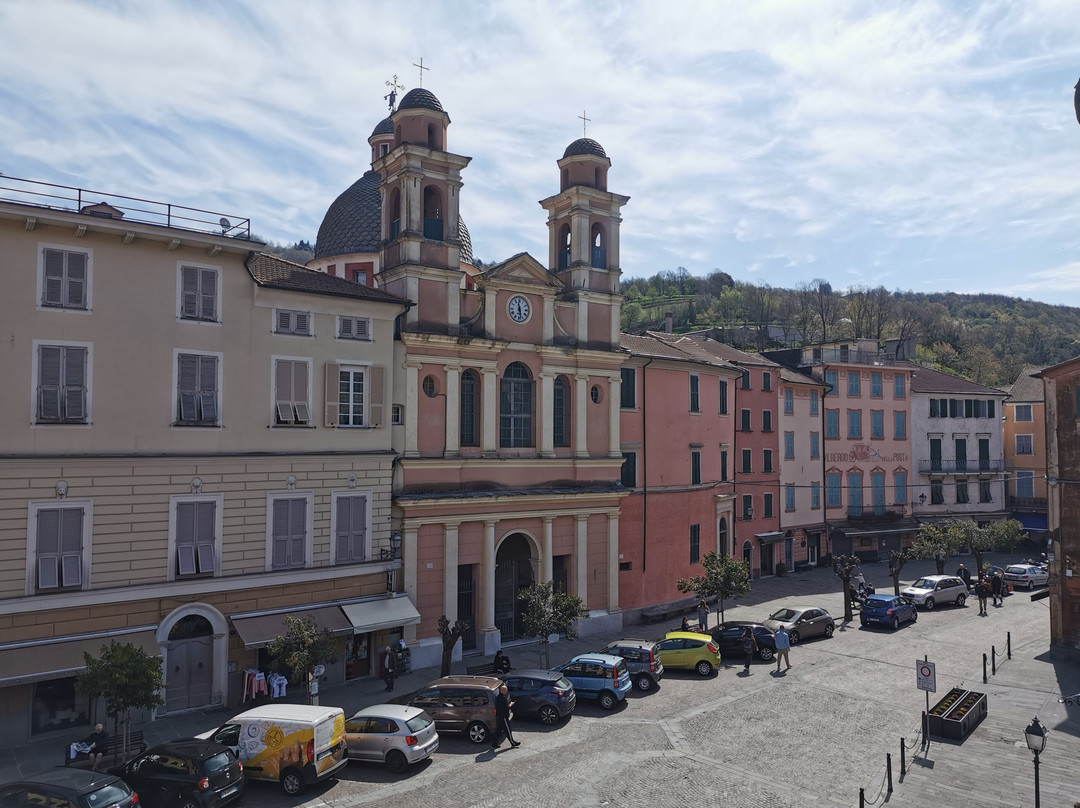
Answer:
[332, 492, 369, 564]
[274, 309, 312, 336]
[337, 316, 371, 340]
[326, 364, 384, 428]
[179, 265, 219, 322]
[274, 358, 311, 425]
[391, 404, 403, 425]
[784, 388, 793, 414]
[173, 499, 218, 577]
[1014, 404, 1032, 422]
[40, 246, 89, 310]
[35, 344, 88, 424]
[268, 493, 312, 570]
[176, 352, 220, 426]
[29, 500, 91, 594]
[1015, 434, 1033, 455]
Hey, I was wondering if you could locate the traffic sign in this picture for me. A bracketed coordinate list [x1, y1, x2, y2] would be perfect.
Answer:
[916, 659, 936, 693]
[313, 664, 326, 677]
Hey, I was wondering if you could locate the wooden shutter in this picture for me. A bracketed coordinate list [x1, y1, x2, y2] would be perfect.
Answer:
[338, 317, 353, 338]
[178, 354, 198, 421]
[276, 310, 293, 333]
[289, 499, 306, 567]
[181, 267, 199, 318]
[176, 501, 197, 574]
[324, 363, 340, 426]
[63, 347, 86, 420]
[354, 318, 369, 339]
[293, 361, 310, 423]
[275, 360, 295, 423]
[199, 356, 218, 422]
[38, 346, 62, 421]
[271, 499, 290, 569]
[336, 495, 367, 563]
[199, 269, 217, 321]
[43, 249, 65, 306]
[294, 312, 311, 335]
[66, 251, 86, 307]
[36, 509, 60, 589]
[368, 366, 384, 427]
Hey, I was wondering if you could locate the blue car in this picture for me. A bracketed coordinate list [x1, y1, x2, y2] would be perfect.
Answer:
[555, 653, 632, 710]
[860, 594, 918, 630]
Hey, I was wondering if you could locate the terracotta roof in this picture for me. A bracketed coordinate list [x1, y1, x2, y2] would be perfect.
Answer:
[620, 333, 736, 370]
[677, 334, 784, 368]
[1005, 366, 1045, 402]
[246, 253, 409, 305]
[907, 364, 1005, 396]
[779, 367, 824, 388]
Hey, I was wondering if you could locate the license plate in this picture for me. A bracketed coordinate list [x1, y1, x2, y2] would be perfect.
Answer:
[221, 785, 239, 797]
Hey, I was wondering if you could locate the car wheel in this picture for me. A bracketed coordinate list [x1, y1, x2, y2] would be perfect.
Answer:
[891, 616, 900, 631]
[695, 660, 714, 676]
[598, 690, 618, 710]
[466, 721, 489, 744]
[758, 647, 774, 662]
[824, 624, 835, 638]
[789, 630, 801, 645]
[538, 705, 560, 725]
[385, 749, 409, 774]
[924, 598, 935, 611]
[280, 768, 305, 796]
[634, 673, 654, 692]
[860, 618, 868, 627]
[910, 610, 918, 623]
[956, 593, 966, 607]
[1028, 580, 1036, 591]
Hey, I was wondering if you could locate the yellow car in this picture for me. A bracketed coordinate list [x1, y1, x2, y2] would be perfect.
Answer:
[655, 631, 722, 676]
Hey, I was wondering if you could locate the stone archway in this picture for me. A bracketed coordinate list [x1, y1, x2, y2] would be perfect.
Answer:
[742, 540, 754, 576]
[158, 603, 228, 714]
[494, 533, 537, 641]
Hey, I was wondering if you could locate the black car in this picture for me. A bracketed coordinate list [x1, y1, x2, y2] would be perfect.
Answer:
[502, 668, 577, 725]
[110, 739, 244, 808]
[1, 768, 138, 808]
[711, 621, 777, 662]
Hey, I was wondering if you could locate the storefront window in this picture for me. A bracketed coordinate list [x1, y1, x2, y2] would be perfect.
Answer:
[344, 634, 370, 680]
[32, 677, 91, 735]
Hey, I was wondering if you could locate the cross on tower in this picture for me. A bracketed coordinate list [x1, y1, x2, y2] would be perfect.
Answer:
[413, 57, 430, 87]
[384, 74, 404, 112]
[578, 110, 591, 137]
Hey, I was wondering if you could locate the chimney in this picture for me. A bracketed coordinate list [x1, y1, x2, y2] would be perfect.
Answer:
[665, 312, 673, 333]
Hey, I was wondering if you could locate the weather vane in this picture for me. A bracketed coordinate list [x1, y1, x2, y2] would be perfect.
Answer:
[578, 109, 591, 137]
[384, 74, 404, 112]
[413, 57, 429, 88]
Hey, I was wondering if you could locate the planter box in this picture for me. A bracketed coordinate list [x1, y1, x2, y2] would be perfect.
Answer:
[928, 688, 988, 740]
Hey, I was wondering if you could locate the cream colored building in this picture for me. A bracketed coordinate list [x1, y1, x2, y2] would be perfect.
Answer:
[0, 185, 410, 743]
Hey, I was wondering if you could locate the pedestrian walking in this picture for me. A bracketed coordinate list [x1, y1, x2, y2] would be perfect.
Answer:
[974, 577, 989, 615]
[381, 645, 396, 692]
[741, 627, 757, 673]
[956, 563, 970, 588]
[490, 684, 519, 749]
[697, 599, 709, 632]
[773, 626, 791, 672]
[991, 572, 1004, 607]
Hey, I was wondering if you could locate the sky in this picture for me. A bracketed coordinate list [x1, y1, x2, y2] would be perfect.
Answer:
[3, 0, 1080, 305]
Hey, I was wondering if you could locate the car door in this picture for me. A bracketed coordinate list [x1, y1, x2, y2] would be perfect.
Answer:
[799, 609, 825, 638]
[504, 676, 535, 716]
[345, 717, 376, 762]
[364, 716, 397, 763]
[121, 752, 172, 807]
[411, 689, 449, 731]
[559, 662, 587, 694]
[656, 637, 686, 669]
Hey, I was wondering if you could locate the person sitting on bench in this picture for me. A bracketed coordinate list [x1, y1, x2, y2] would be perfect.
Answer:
[69, 723, 108, 770]
[493, 649, 512, 674]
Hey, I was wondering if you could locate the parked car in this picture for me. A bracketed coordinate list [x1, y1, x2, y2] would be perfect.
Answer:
[901, 575, 968, 610]
[762, 606, 835, 644]
[109, 739, 244, 808]
[502, 668, 577, 725]
[0, 769, 138, 808]
[555, 653, 632, 710]
[983, 566, 1013, 595]
[1003, 564, 1049, 590]
[860, 594, 918, 630]
[655, 631, 721, 676]
[401, 675, 501, 744]
[344, 704, 438, 773]
[711, 622, 777, 662]
[595, 638, 665, 691]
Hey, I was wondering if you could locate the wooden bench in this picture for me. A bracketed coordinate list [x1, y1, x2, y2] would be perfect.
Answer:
[641, 595, 712, 624]
[465, 661, 498, 676]
[64, 729, 146, 767]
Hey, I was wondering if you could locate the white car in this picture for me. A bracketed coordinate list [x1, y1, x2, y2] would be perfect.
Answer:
[345, 704, 439, 773]
[1003, 564, 1049, 590]
[901, 575, 968, 610]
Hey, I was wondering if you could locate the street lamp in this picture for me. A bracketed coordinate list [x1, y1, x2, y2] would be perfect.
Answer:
[1024, 716, 1048, 808]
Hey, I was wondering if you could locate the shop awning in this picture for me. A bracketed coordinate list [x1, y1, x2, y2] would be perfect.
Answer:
[0, 626, 159, 687]
[230, 606, 353, 649]
[1015, 513, 1048, 533]
[341, 596, 422, 634]
[755, 531, 786, 544]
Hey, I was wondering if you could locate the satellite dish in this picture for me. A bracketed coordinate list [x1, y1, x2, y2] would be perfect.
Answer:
[219, 217, 231, 234]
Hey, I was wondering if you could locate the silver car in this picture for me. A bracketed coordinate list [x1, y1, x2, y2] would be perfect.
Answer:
[1003, 564, 1049, 590]
[901, 575, 968, 610]
[763, 606, 835, 644]
[345, 704, 439, 773]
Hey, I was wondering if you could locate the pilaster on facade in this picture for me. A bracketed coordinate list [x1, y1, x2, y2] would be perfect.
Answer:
[442, 522, 461, 619]
[607, 511, 620, 612]
[539, 372, 556, 457]
[574, 373, 590, 458]
[444, 364, 461, 456]
[541, 516, 554, 582]
[404, 362, 422, 458]
[575, 515, 589, 601]
[402, 525, 420, 643]
[481, 367, 498, 455]
[607, 374, 622, 456]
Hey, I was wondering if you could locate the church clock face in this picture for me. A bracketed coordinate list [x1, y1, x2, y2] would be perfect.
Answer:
[508, 295, 530, 323]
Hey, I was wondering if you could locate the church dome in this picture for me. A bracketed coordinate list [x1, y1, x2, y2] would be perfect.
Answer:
[562, 137, 607, 159]
[370, 116, 394, 137]
[398, 88, 445, 113]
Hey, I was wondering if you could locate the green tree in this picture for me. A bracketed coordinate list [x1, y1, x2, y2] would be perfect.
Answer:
[887, 549, 915, 595]
[912, 519, 971, 574]
[518, 581, 588, 668]
[437, 615, 469, 677]
[676, 551, 750, 627]
[969, 519, 1024, 577]
[77, 641, 165, 762]
[266, 614, 338, 704]
[833, 554, 862, 622]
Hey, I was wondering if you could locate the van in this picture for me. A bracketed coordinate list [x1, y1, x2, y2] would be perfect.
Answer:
[404, 675, 502, 744]
[197, 704, 347, 796]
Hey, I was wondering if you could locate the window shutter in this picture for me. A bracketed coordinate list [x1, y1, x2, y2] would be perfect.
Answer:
[178, 545, 197, 575]
[336, 496, 352, 562]
[271, 499, 290, 569]
[324, 363, 341, 426]
[295, 312, 310, 335]
[293, 361, 309, 422]
[276, 310, 293, 332]
[197, 543, 216, 574]
[275, 360, 294, 423]
[988, 400, 995, 419]
[43, 249, 65, 305]
[181, 267, 199, 318]
[66, 252, 87, 307]
[289, 499, 306, 567]
[178, 354, 198, 420]
[177, 501, 196, 574]
[38, 346, 62, 420]
[59, 508, 83, 586]
[199, 356, 218, 422]
[37, 509, 61, 589]
[369, 365, 385, 426]
[63, 347, 87, 420]
[338, 317, 353, 338]
[200, 269, 217, 321]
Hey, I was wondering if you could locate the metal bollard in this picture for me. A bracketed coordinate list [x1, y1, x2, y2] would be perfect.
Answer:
[983, 652, 988, 684]
[992, 645, 997, 675]
[860, 787, 865, 807]
[901, 738, 906, 776]
[887, 752, 893, 793]
[1007, 631, 1012, 659]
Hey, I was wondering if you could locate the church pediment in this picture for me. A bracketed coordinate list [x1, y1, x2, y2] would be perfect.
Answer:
[479, 252, 563, 290]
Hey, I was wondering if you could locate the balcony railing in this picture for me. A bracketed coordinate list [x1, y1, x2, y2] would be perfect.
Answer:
[918, 460, 1003, 474]
[423, 217, 443, 241]
[1007, 496, 1047, 511]
[813, 348, 903, 366]
[847, 507, 905, 522]
[0, 175, 252, 239]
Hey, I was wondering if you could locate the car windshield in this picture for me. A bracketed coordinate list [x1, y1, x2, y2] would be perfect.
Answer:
[406, 712, 434, 732]
[203, 751, 233, 774]
[86, 782, 133, 806]
[910, 579, 936, 590]
[769, 609, 799, 621]
[865, 596, 889, 605]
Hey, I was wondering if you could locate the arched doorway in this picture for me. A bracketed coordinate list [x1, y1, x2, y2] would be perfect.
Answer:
[494, 533, 536, 641]
[742, 540, 754, 577]
[165, 614, 213, 712]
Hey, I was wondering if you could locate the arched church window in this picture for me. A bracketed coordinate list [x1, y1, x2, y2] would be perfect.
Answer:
[423, 186, 443, 240]
[558, 224, 571, 271]
[718, 517, 728, 555]
[590, 223, 606, 269]
[460, 369, 480, 447]
[500, 362, 534, 448]
[388, 188, 401, 240]
[553, 375, 571, 447]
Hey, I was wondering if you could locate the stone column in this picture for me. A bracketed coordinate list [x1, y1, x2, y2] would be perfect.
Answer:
[481, 520, 499, 652]
[445, 364, 461, 456]
[607, 511, 620, 612]
[541, 517, 554, 583]
[481, 367, 498, 455]
[574, 374, 589, 458]
[404, 362, 421, 457]
[402, 525, 419, 643]
[539, 372, 555, 457]
[608, 374, 621, 457]
[484, 288, 497, 338]
[575, 514, 589, 604]
[443, 522, 460, 621]
[543, 297, 554, 344]
[576, 294, 588, 344]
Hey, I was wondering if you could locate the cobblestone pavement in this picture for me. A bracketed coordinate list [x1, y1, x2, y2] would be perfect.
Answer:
[8, 556, 1079, 807]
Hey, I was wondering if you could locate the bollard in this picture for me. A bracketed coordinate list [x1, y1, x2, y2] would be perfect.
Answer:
[1007, 631, 1012, 659]
[992, 645, 997, 675]
[983, 652, 988, 684]
[921, 710, 929, 746]
[887, 752, 893, 793]
[901, 738, 906, 776]
[860, 787, 865, 808]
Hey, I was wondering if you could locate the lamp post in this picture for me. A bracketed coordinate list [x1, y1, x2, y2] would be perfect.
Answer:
[1024, 716, 1048, 808]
